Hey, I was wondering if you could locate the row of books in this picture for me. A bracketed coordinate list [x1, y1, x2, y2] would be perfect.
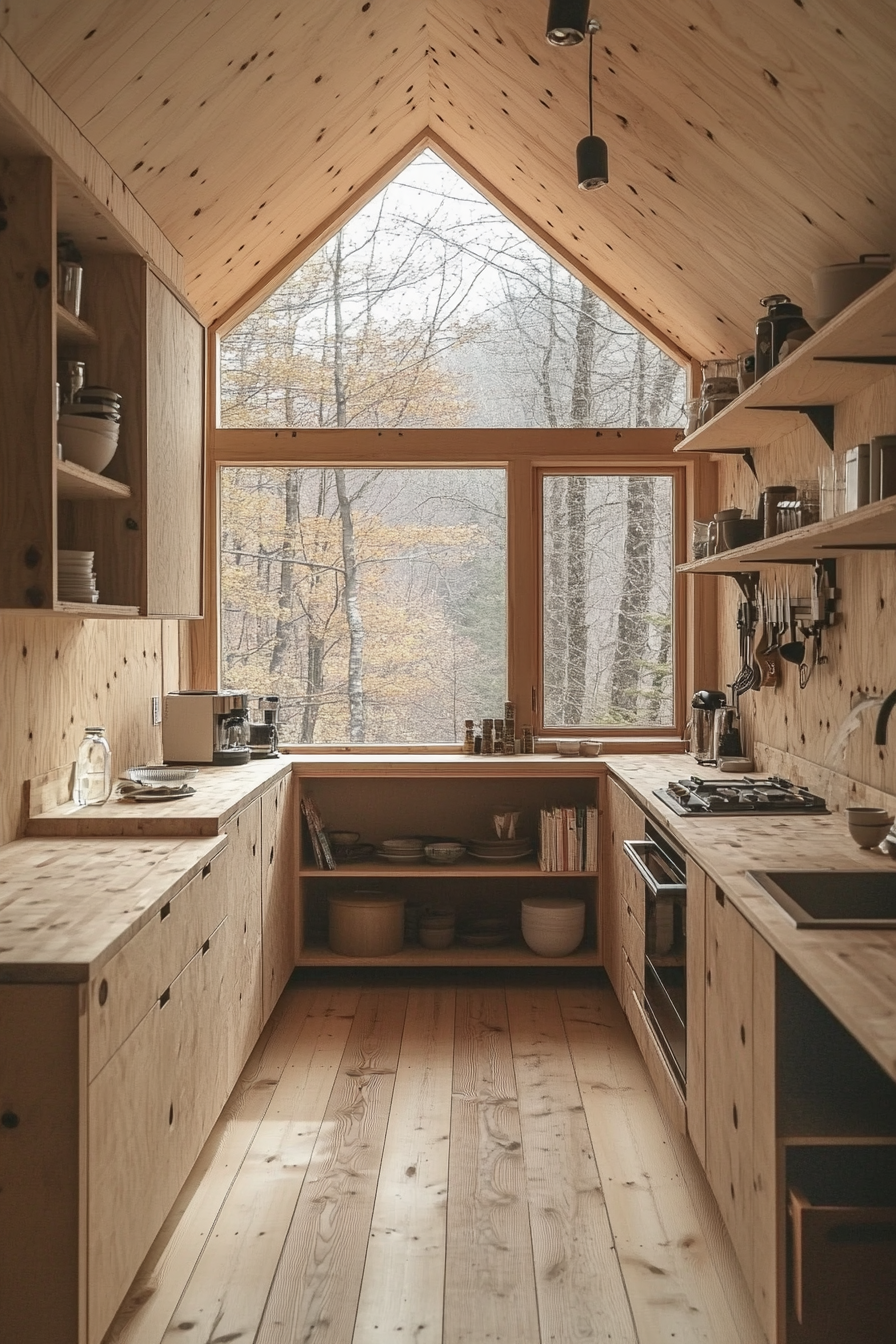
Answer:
[538, 806, 599, 872]
[301, 794, 336, 869]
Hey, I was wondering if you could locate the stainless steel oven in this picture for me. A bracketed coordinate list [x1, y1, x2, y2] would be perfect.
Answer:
[623, 820, 688, 1092]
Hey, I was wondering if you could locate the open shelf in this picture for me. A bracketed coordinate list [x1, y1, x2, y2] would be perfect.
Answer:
[677, 494, 896, 572]
[55, 303, 98, 346]
[56, 459, 131, 502]
[300, 860, 595, 878]
[56, 601, 141, 617]
[297, 938, 602, 968]
[674, 268, 896, 454]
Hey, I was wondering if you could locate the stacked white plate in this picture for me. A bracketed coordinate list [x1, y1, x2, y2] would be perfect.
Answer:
[521, 897, 585, 956]
[377, 836, 425, 864]
[468, 836, 533, 863]
[57, 549, 99, 603]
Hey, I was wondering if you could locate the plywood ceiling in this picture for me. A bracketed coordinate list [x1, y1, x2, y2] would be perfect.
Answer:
[2, 0, 894, 360]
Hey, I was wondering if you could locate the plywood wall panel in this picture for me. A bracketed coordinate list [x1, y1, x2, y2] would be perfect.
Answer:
[0, 617, 168, 846]
[717, 369, 896, 800]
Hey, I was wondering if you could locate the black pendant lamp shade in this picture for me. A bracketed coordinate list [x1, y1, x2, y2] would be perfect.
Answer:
[577, 17, 609, 189]
[546, 0, 589, 45]
[577, 134, 609, 189]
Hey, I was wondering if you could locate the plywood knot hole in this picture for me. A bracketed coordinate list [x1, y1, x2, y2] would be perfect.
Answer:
[406, 1165, 416, 1177]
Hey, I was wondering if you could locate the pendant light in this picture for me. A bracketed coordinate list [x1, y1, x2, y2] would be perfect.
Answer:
[577, 18, 609, 189]
[545, 0, 589, 45]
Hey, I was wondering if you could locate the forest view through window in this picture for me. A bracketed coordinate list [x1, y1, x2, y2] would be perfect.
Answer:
[221, 467, 506, 745]
[543, 474, 674, 728]
[219, 150, 686, 431]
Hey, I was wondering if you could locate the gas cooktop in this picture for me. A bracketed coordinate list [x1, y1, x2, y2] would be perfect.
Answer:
[654, 775, 829, 817]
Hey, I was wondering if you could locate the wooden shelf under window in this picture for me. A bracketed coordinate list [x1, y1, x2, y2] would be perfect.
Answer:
[300, 860, 597, 878]
[55, 303, 98, 346]
[673, 268, 896, 454]
[677, 495, 896, 572]
[56, 459, 131, 501]
[297, 939, 601, 968]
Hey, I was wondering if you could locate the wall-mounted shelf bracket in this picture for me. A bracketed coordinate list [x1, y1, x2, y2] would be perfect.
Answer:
[711, 447, 758, 479]
[748, 404, 835, 450]
[729, 571, 759, 603]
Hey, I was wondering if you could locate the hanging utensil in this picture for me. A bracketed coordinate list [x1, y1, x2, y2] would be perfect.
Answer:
[780, 580, 807, 666]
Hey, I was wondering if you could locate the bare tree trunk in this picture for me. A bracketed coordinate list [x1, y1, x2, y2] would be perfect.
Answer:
[610, 474, 655, 719]
[331, 233, 366, 742]
[268, 468, 299, 677]
[563, 284, 599, 722]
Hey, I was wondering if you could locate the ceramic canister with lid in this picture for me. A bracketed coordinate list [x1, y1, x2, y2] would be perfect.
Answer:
[328, 891, 405, 957]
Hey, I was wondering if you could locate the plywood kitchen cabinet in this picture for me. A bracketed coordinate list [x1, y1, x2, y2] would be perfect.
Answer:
[261, 771, 297, 1018]
[222, 798, 264, 1080]
[603, 777, 646, 1000]
[0, 132, 204, 617]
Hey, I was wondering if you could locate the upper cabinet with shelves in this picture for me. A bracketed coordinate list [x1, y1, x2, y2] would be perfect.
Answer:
[674, 269, 896, 456]
[0, 133, 204, 617]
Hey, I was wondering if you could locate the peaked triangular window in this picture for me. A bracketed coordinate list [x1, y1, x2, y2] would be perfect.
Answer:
[220, 150, 685, 430]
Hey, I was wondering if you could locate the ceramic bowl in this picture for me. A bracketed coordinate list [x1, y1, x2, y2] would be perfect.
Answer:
[556, 740, 580, 756]
[328, 830, 360, 846]
[579, 740, 603, 757]
[418, 925, 454, 949]
[59, 419, 119, 473]
[846, 809, 894, 848]
[424, 842, 466, 864]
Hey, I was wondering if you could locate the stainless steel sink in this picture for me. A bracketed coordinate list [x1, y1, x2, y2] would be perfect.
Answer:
[749, 870, 896, 928]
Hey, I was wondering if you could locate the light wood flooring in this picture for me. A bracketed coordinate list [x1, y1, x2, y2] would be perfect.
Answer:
[106, 971, 766, 1344]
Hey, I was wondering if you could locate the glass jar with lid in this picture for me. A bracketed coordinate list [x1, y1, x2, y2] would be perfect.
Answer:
[74, 726, 112, 806]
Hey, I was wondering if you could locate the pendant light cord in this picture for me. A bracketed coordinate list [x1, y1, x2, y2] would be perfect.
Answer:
[588, 26, 594, 137]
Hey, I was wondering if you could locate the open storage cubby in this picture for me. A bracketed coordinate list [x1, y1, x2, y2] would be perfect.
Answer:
[296, 764, 602, 967]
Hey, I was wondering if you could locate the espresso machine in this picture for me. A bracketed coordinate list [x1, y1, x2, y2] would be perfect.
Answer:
[249, 695, 281, 759]
[163, 691, 251, 765]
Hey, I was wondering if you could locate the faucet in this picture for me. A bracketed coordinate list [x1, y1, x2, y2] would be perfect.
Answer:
[874, 689, 896, 745]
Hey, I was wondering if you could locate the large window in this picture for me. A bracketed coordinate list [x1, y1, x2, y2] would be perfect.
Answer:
[220, 467, 506, 745]
[542, 473, 675, 728]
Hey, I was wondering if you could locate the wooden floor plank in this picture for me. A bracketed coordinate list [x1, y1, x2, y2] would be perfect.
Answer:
[106, 985, 318, 1344]
[256, 988, 409, 1344]
[506, 987, 638, 1344]
[163, 988, 360, 1343]
[445, 987, 540, 1344]
[558, 985, 764, 1344]
[353, 986, 456, 1344]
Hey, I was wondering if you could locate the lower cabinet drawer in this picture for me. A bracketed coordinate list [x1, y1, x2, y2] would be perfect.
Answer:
[87, 918, 229, 1344]
[87, 851, 226, 1080]
[788, 1146, 896, 1344]
[622, 948, 646, 1052]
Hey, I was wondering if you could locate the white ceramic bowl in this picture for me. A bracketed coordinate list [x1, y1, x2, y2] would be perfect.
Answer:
[59, 419, 119, 473]
[424, 842, 466, 865]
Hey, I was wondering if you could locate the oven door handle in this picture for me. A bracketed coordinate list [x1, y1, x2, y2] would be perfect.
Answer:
[622, 839, 687, 897]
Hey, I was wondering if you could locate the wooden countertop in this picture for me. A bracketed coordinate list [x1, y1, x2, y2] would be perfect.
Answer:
[607, 755, 896, 1081]
[0, 834, 226, 983]
[26, 756, 292, 837]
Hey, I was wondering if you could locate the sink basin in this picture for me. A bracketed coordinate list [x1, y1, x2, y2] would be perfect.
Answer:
[749, 870, 896, 928]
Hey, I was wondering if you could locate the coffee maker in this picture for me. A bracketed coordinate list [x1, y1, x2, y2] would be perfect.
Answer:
[689, 690, 726, 763]
[248, 695, 281, 759]
[163, 691, 251, 765]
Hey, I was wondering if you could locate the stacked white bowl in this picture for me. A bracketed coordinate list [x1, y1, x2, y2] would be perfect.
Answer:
[521, 897, 585, 956]
[58, 386, 122, 474]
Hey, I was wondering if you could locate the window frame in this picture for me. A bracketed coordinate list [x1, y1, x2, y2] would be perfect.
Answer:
[194, 423, 705, 751]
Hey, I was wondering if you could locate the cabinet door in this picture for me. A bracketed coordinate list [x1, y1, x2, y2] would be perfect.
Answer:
[145, 271, 204, 618]
[603, 779, 646, 1000]
[705, 885, 755, 1281]
[222, 799, 263, 1083]
[88, 920, 228, 1342]
[262, 774, 296, 1020]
